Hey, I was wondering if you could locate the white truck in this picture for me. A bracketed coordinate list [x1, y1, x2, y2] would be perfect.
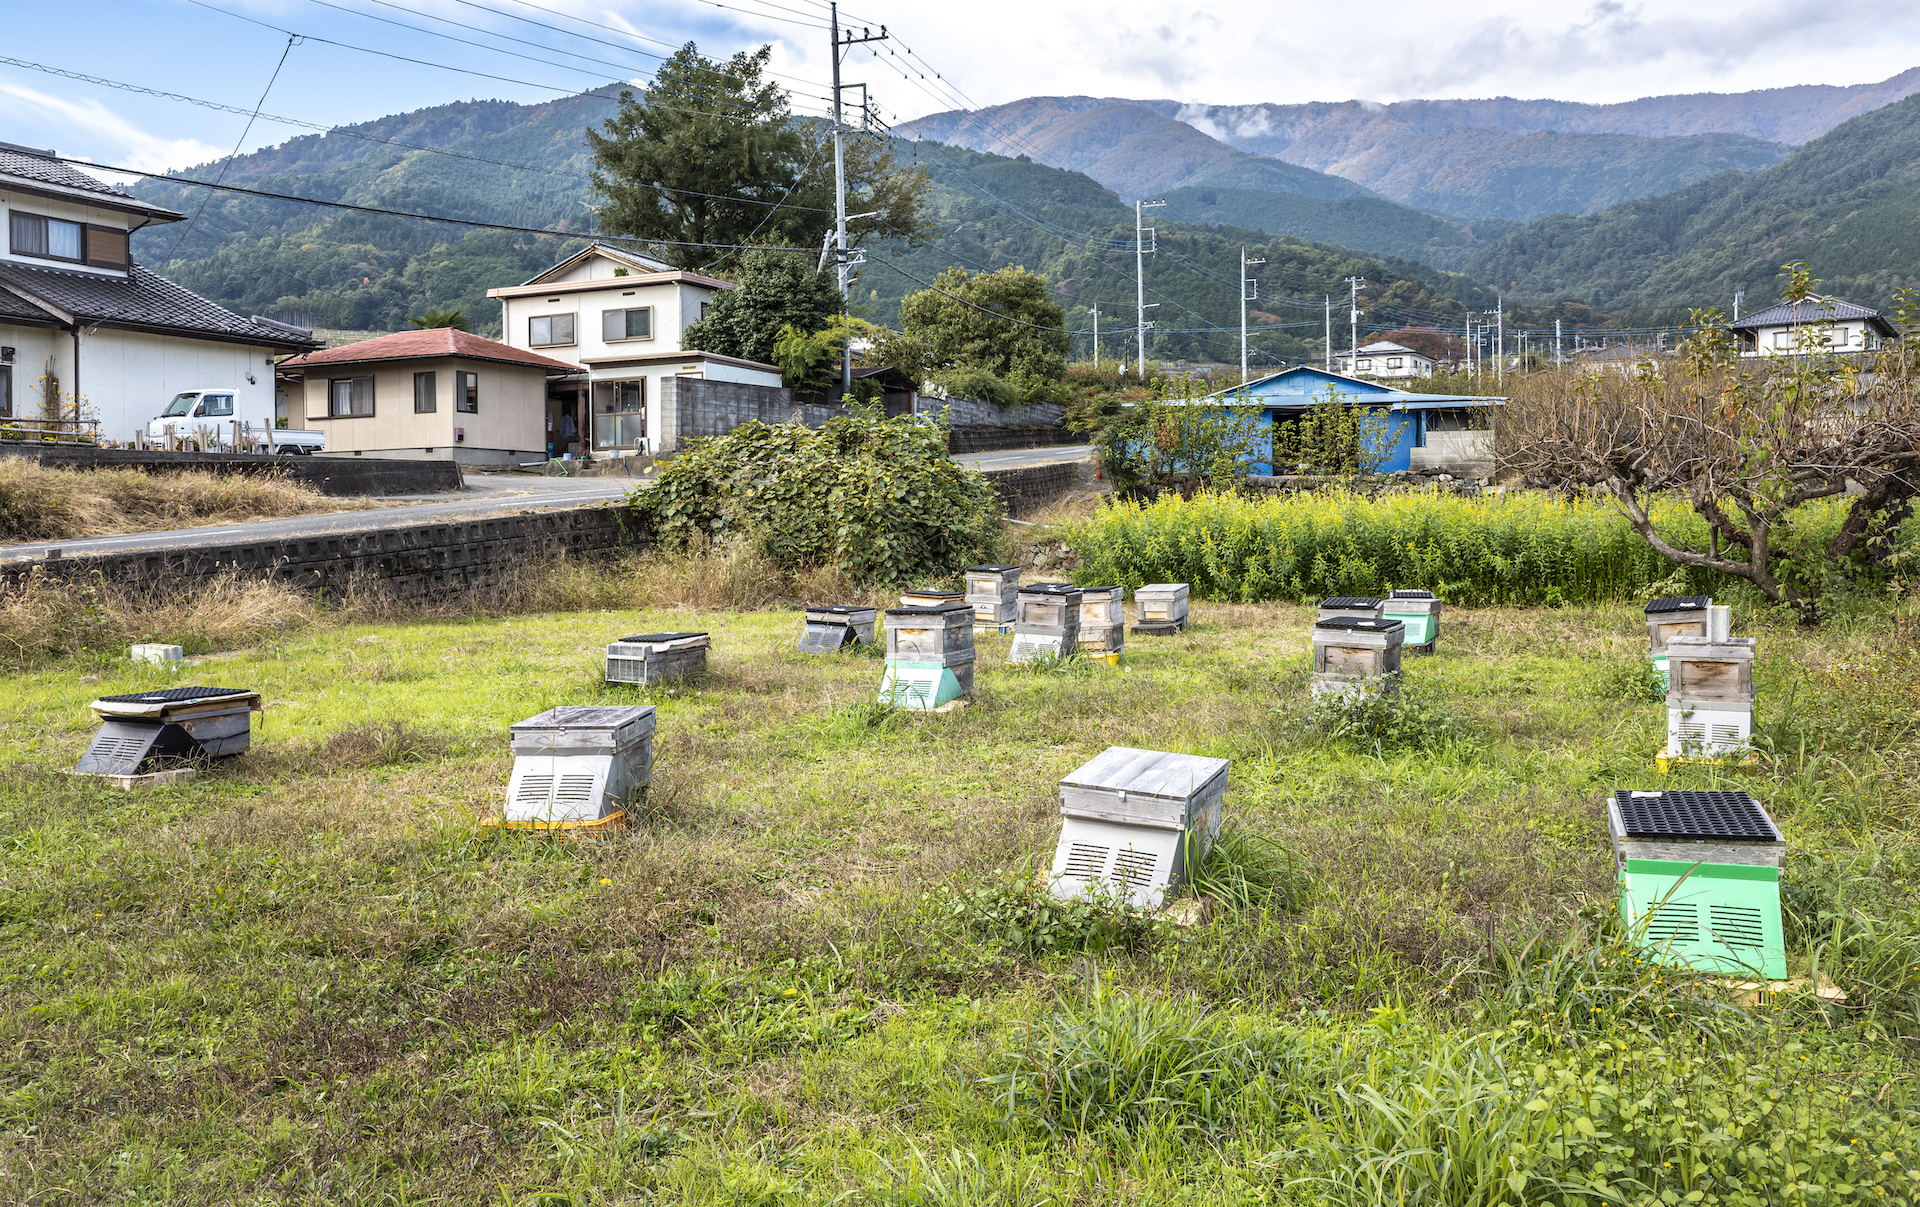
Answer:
[146, 389, 325, 455]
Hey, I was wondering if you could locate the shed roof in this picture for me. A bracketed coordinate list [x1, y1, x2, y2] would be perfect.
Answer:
[281, 327, 582, 371]
[1210, 365, 1500, 409]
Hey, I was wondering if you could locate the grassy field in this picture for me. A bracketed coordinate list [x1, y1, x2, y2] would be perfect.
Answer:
[2, 584, 1918, 1203]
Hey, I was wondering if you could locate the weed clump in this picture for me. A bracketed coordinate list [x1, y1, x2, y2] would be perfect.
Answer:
[1309, 686, 1475, 753]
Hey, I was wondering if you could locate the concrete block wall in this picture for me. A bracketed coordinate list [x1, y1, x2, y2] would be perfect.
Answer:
[914, 396, 1065, 429]
[656, 378, 805, 452]
[983, 461, 1079, 517]
[948, 426, 1079, 454]
[0, 444, 462, 496]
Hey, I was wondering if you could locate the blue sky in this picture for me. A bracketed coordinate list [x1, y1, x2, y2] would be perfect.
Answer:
[7, 0, 1920, 180]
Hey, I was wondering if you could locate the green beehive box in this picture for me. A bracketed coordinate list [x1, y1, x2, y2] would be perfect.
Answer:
[1382, 589, 1440, 652]
[1609, 789, 1786, 979]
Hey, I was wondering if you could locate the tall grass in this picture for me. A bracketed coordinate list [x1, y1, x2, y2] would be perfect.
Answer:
[0, 459, 368, 542]
[1068, 488, 1882, 606]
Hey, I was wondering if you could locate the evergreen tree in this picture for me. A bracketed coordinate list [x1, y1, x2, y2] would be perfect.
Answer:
[682, 250, 843, 365]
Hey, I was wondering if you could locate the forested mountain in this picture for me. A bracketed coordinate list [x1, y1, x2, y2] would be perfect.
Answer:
[1466, 89, 1920, 309]
[899, 69, 1920, 223]
[118, 92, 1524, 363]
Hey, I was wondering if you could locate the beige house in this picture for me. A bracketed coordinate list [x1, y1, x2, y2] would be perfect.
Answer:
[282, 328, 580, 465]
[487, 243, 782, 457]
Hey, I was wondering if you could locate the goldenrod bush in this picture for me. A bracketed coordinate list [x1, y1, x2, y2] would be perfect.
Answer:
[1069, 488, 1898, 606]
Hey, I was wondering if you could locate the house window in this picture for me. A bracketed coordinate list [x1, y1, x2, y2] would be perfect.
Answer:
[592, 379, 645, 448]
[1773, 331, 1792, 349]
[85, 226, 128, 269]
[529, 314, 576, 347]
[1357, 358, 1373, 371]
[414, 371, 437, 413]
[602, 307, 652, 342]
[699, 301, 711, 322]
[0, 365, 10, 418]
[329, 376, 375, 417]
[1386, 357, 1404, 369]
[9, 212, 84, 263]
[456, 370, 478, 413]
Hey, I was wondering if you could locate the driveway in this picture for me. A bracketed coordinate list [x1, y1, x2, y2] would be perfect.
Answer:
[2, 446, 1093, 562]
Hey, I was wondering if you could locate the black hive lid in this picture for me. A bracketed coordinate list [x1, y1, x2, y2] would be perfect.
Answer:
[1021, 583, 1083, 595]
[1314, 616, 1403, 632]
[885, 603, 972, 616]
[1614, 789, 1781, 842]
[616, 632, 708, 643]
[965, 564, 1020, 574]
[1645, 596, 1711, 614]
[903, 587, 961, 596]
[806, 605, 871, 615]
[95, 686, 250, 703]
[1389, 589, 1434, 599]
[1321, 596, 1382, 608]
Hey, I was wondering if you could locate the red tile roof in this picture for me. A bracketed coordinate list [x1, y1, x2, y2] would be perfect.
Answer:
[282, 327, 581, 371]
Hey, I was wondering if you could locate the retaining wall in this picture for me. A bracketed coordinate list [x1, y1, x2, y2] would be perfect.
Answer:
[985, 461, 1080, 517]
[948, 426, 1079, 454]
[0, 444, 462, 496]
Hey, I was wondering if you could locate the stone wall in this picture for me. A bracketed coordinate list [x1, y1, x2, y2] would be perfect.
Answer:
[947, 426, 1079, 454]
[983, 461, 1080, 517]
[1, 506, 648, 602]
[914, 396, 1065, 429]
[0, 444, 463, 496]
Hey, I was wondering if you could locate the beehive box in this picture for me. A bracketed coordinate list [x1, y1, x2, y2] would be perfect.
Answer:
[964, 565, 1021, 626]
[1310, 617, 1404, 698]
[900, 588, 963, 609]
[130, 643, 184, 666]
[75, 686, 264, 776]
[880, 604, 975, 709]
[1011, 583, 1083, 663]
[1382, 589, 1441, 652]
[1645, 595, 1712, 688]
[1608, 789, 1785, 978]
[1132, 583, 1190, 634]
[1318, 596, 1384, 622]
[1665, 636, 1755, 702]
[506, 705, 655, 825]
[799, 605, 877, 653]
[1049, 747, 1230, 911]
[606, 632, 710, 685]
[1077, 585, 1125, 654]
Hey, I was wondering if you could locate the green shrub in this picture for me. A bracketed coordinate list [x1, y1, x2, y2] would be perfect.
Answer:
[1069, 488, 1897, 606]
[939, 873, 1150, 959]
[635, 404, 998, 586]
[1309, 686, 1476, 754]
[1591, 655, 1664, 701]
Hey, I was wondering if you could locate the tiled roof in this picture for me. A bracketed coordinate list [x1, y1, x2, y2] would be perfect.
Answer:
[0, 283, 58, 325]
[1354, 341, 1422, 356]
[281, 327, 583, 371]
[0, 146, 183, 219]
[0, 260, 317, 350]
[1729, 295, 1893, 332]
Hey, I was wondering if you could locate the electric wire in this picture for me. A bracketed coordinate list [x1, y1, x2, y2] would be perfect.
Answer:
[157, 35, 297, 270]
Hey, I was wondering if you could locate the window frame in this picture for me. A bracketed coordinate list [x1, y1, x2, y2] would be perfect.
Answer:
[591, 378, 646, 450]
[196, 393, 234, 418]
[456, 370, 478, 414]
[8, 211, 85, 264]
[0, 364, 11, 419]
[414, 370, 438, 414]
[601, 306, 653, 343]
[328, 376, 376, 418]
[1385, 357, 1404, 369]
[528, 313, 576, 348]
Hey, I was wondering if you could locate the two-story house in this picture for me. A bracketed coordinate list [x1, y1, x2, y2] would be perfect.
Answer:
[1729, 296, 1898, 357]
[1335, 340, 1435, 379]
[0, 141, 316, 439]
[487, 243, 783, 458]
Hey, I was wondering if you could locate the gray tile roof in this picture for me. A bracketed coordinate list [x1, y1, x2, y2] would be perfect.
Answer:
[0, 147, 183, 220]
[0, 261, 319, 351]
[0, 283, 57, 325]
[1729, 295, 1896, 334]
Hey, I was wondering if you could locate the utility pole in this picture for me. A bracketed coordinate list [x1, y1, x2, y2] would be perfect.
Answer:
[1733, 289, 1744, 321]
[1555, 318, 1562, 365]
[1485, 297, 1504, 386]
[829, 3, 886, 398]
[1240, 246, 1265, 383]
[1466, 317, 1474, 378]
[1135, 199, 1163, 377]
[1344, 276, 1366, 374]
[1091, 304, 1099, 368]
[1324, 296, 1332, 371]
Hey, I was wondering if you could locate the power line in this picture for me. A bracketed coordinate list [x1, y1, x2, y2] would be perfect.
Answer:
[158, 35, 298, 270]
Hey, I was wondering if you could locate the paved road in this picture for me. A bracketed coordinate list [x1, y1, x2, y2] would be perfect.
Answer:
[2, 445, 1092, 561]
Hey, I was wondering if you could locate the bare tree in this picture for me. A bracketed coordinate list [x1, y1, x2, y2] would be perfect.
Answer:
[1497, 267, 1920, 621]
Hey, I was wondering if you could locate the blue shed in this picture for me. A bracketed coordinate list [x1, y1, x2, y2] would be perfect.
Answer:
[1210, 366, 1502, 475]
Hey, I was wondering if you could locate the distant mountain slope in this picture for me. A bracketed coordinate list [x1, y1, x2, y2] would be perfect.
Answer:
[901, 70, 1920, 222]
[1466, 90, 1920, 309]
[1153, 187, 1483, 270]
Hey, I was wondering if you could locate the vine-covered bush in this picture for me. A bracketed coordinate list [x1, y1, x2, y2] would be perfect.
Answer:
[634, 406, 999, 586]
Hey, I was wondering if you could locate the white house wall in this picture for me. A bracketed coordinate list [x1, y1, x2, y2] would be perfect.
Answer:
[81, 328, 277, 442]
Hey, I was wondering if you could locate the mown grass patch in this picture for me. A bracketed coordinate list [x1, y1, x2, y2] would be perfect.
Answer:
[1, 592, 1916, 1203]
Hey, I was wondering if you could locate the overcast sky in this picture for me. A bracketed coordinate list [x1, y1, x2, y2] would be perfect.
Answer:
[6, 0, 1920, 179]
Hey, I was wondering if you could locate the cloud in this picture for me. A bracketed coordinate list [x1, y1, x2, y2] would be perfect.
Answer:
[0, 78, 225, 174]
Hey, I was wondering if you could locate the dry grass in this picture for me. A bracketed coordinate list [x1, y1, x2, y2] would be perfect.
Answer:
[0, 458, 376, 543]
[0, 567, 317, 666]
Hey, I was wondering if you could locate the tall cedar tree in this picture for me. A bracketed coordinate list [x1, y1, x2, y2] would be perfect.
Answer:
[587, 43, 932, 271]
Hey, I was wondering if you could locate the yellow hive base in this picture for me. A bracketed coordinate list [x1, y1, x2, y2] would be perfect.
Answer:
[1655, 747, 1761, 775]
[483, 809, 627, 836]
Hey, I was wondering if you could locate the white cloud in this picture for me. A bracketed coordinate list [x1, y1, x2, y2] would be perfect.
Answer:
[0, 78, 225, 174]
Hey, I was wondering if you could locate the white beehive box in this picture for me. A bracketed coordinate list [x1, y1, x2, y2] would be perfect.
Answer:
[799, 605, 877, 653]
[1132, 583, 1190, 633]
[1317, 596, 1384, 622]
[76, 686, 263, 776]
[1310, 617, 1404, 698]
[606, 632, 709, 685]
[965, 565, 1020, 626]
[1011, 583, 1083, 662]
[900, 588, 963, 609]
[1664, 634, 1755, 757]
[1077, 585, 1125, 654]
[506, 705, 655, 824]
[130, 643, 184, 666]
[1048, 747, 1231, 910]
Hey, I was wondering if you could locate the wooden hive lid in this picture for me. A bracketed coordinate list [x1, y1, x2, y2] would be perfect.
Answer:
[92, 686, 262, 719]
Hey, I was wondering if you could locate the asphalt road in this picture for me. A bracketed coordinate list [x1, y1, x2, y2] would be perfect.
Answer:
[2, 445, 1092, 561]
